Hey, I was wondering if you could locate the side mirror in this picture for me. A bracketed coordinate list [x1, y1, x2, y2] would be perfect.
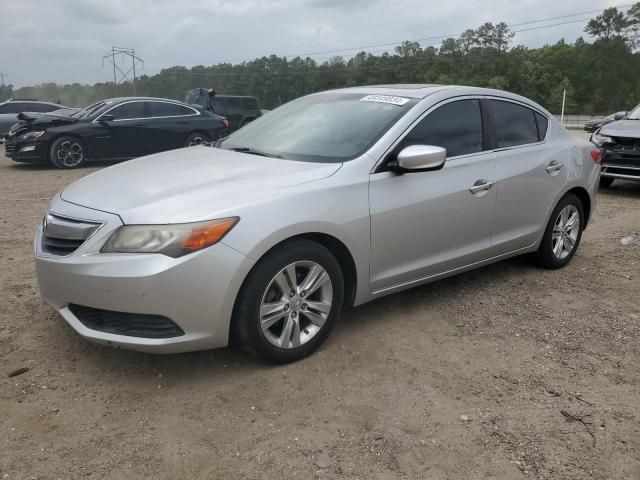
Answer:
[99, 114, 114, 123]
[613, 111, 627, 121]
[391, 145, 447, 173]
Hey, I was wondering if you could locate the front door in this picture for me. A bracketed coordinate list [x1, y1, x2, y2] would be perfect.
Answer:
[369, 98, 497, 292]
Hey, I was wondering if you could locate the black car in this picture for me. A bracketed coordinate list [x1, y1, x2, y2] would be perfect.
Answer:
[4, 97, 229, 169]
[583, 111, 627, 133]
[185, 88, 262, 131]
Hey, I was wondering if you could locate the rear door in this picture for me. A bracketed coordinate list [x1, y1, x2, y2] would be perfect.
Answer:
[487, 98, 567, 254]
[369, 98, 497, 292]
[146, 101, 201, 153]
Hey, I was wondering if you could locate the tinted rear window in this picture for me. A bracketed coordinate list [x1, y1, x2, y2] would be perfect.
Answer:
[534, 112, 548, 141]
[489, 100, 539, 148]
[0, 103, 28, 114]
[241, 98, 259, 110]
[149, 102, 195, 117]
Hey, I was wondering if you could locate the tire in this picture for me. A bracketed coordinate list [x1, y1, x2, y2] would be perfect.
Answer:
[599, 177, 614, 188]
[185, 132, 210, 147]
[49, 136, 87, 169]
[535, 193, 584, 269]
[232, 239, 344, 363]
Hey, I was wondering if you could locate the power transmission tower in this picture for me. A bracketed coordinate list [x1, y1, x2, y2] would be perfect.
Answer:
[0, 72, 6, 88]
[102, 47, 144, 96]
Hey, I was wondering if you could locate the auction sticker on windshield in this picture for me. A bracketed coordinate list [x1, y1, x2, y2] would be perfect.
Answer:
[360, 95, 410, 106]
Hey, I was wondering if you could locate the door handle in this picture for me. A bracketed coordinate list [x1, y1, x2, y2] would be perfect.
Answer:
[469, 179, 495, 194]
[545, 160, 565, 174]
[133, 122, 146, 127]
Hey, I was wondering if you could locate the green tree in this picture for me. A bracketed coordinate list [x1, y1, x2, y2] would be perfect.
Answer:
[585, 7, 628, 40]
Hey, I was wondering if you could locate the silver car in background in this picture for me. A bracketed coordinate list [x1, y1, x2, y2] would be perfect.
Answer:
[35, 85, 600, 363]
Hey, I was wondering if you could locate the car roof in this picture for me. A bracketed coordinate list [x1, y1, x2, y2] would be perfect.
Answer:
[1, 99, 60, 105]
[319, 84, 551, 115]
[214, 95, 258, 99]
[99, 97, 190, 104]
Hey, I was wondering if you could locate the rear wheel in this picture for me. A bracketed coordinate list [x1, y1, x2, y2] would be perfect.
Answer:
[535, 193, 584, 269]
[232, 240, 344, 363]
[49, 136, 87, 169]
[599, 176, 614, 188]
[185, 132, 209, 147]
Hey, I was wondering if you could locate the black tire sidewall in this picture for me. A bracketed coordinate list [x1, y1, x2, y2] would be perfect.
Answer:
[232, 239, 344, 363]
[49, 136, 86, 169]
[536, 193, 584, 269]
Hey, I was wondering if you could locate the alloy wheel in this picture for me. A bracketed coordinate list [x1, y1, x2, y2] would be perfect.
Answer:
[260, 261, 333, 349]
[188, 135, 206, 147]
[552, 205, 580, 260]
[56, 140, 84, 167]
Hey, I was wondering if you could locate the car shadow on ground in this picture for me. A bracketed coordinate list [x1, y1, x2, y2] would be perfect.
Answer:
[49, 253, 535, 381]
[11, 160, 115, 171]
[598, 180, 640, 198]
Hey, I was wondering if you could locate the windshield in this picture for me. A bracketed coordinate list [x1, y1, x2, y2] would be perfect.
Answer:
[628, 104, 640, 120]
[219, 93, 416, 162]
[73, 101, 111, 119]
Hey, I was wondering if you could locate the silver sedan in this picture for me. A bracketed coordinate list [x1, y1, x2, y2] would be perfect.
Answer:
[35, 85, 600, 363]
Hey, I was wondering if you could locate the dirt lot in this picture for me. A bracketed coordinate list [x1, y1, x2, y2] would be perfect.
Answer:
[1, 136, 639, 479]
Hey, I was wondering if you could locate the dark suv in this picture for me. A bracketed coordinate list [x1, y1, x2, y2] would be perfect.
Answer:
[185, 89, 262, 131]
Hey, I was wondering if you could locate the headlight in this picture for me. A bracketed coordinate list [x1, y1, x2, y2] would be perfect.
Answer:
[591, 132, 612, 147]
[17, 130, 45, 141]
[102, 217, 239, 257]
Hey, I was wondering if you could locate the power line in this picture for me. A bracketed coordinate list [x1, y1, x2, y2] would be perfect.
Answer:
[102, 47, 144, 95]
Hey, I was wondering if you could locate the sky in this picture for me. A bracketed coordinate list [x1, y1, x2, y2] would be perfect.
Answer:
[0, 0, 632, 88]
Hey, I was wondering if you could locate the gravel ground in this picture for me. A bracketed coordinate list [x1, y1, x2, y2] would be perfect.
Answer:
[1, 136, 639, 479]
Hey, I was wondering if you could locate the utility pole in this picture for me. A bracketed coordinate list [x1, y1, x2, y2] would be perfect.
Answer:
[102, 47, 144, 96]
[0, 72, 6, 88]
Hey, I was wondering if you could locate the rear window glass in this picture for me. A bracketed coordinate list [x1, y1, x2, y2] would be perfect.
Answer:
[149, 102, 195, 117]
[489, 100, 539, 148]
[241, 98, 259, 110]
[534, 112, 548, 141]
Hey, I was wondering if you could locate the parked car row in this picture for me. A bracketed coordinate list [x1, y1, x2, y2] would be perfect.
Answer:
[590, 102, 640, 187]
[4, 97, 229, 168]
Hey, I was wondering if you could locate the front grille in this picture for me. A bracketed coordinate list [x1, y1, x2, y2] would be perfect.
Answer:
[604, 137, 640, 165]
[41, 213, 102, 256]
[69, 304, 185, 338]
[4, 141, 16, 156]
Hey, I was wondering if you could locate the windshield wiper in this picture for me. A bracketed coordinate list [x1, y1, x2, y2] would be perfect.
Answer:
[229, 146, 282, 159]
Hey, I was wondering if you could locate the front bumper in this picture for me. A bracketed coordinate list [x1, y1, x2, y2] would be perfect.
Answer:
[35, 198, 252, 353]
[4, 138, 48, 163]
[601, 147, 640, 182]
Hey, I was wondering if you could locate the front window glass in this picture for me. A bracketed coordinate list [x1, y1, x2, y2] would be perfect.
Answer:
[109, 102, 146, 120]
[397, 100, 483, 157]
[219, 93, 416, 162]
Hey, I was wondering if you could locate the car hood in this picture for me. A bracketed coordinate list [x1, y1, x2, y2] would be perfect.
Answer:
[60, 146, 342, 224]
[599, 119, 640, 139]
[15, 111, 78, 128]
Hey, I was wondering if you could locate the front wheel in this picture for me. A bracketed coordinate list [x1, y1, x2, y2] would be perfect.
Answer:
[232, 239, 344, 363]
[535, 193, 584, 269]
[49, 137, 87, 169]
[185, 132, 210, 147]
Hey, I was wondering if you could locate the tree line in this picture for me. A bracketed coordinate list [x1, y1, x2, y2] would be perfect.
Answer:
[1, 4, 639, 115]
